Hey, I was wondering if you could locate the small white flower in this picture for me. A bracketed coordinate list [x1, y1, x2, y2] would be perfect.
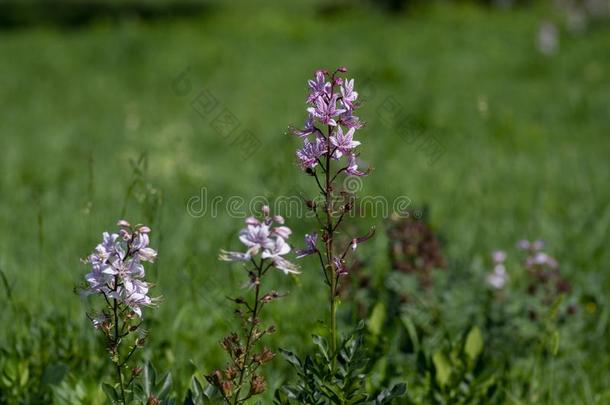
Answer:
[492, 250, 506, 264]
[487, 264, 508, 290]
[262, 237, 291, 260]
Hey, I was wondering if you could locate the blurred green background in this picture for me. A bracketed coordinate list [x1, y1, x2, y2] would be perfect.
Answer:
[0, 0, 609, 403]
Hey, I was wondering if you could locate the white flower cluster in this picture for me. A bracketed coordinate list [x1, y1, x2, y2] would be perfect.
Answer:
[85, 220, 157, 317]
[487, 250, 508, 290]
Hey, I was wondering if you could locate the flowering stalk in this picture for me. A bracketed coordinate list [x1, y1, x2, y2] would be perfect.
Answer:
[292, 68, 373, 370]
[211, 206, 299, 404]
[81, 220, 158, 404]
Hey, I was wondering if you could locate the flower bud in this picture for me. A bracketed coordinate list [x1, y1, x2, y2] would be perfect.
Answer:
[138, 225, 151, 234]
[257, 347, 275, 364]
[221, 380, 233, 397]
[249, 375, 266, 395]
[147, 395, 160, 405]
[119, 229, 131, 240]
[224, 367, 237, 380]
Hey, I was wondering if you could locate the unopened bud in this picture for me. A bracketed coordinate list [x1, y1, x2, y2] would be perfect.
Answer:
[221, 380, 233, 396]
[249, 375, 266, 395]
[147, 395, 160, 405]
[138, 226, 151, 234]
[225, 367, 237, 380]
[119, 229, 131, 240]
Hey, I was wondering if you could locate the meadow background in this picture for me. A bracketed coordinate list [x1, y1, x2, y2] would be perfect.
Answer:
[0, 0, 609, 403]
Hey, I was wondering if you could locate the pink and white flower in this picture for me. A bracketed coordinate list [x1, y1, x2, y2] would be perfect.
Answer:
[220, 206, 299, 275]
[83, 221, 157, 318]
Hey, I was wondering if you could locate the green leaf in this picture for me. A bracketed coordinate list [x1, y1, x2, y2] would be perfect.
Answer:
[18, 361, 29, 387]
[432, 351, 451, 388]
[143, 362, 156, 397]
[547, 295, 564, 321]
[102, 383, 119, 402]
[550, 330, 560, 356]
[312, 335, 329, 363]
[203, 384, 224, 403]
[280, 348, 302, 369]
[464, 326, 484, 362]
[41, 363, 69, 386]
[155, 371, 172, 398]
[367, 302, 386, 336]
[191, 376, 204, 396]
[375, 382, 407, 404]
[400, 314, 420, 352]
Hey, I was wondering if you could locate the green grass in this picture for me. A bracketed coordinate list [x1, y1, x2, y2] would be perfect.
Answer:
[0, 1, 609, 403]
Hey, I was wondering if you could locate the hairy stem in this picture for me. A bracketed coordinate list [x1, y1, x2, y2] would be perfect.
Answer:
[231, 261, 263, 404]
[113, 294, 126, 404]
[325, 120, 337, 372]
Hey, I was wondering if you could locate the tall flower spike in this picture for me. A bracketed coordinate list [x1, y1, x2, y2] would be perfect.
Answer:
[81, 221, 158, 404]
[283, 67, 407, 402]
[212, 207, 299, 403]
[292, 67, 373, 372]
